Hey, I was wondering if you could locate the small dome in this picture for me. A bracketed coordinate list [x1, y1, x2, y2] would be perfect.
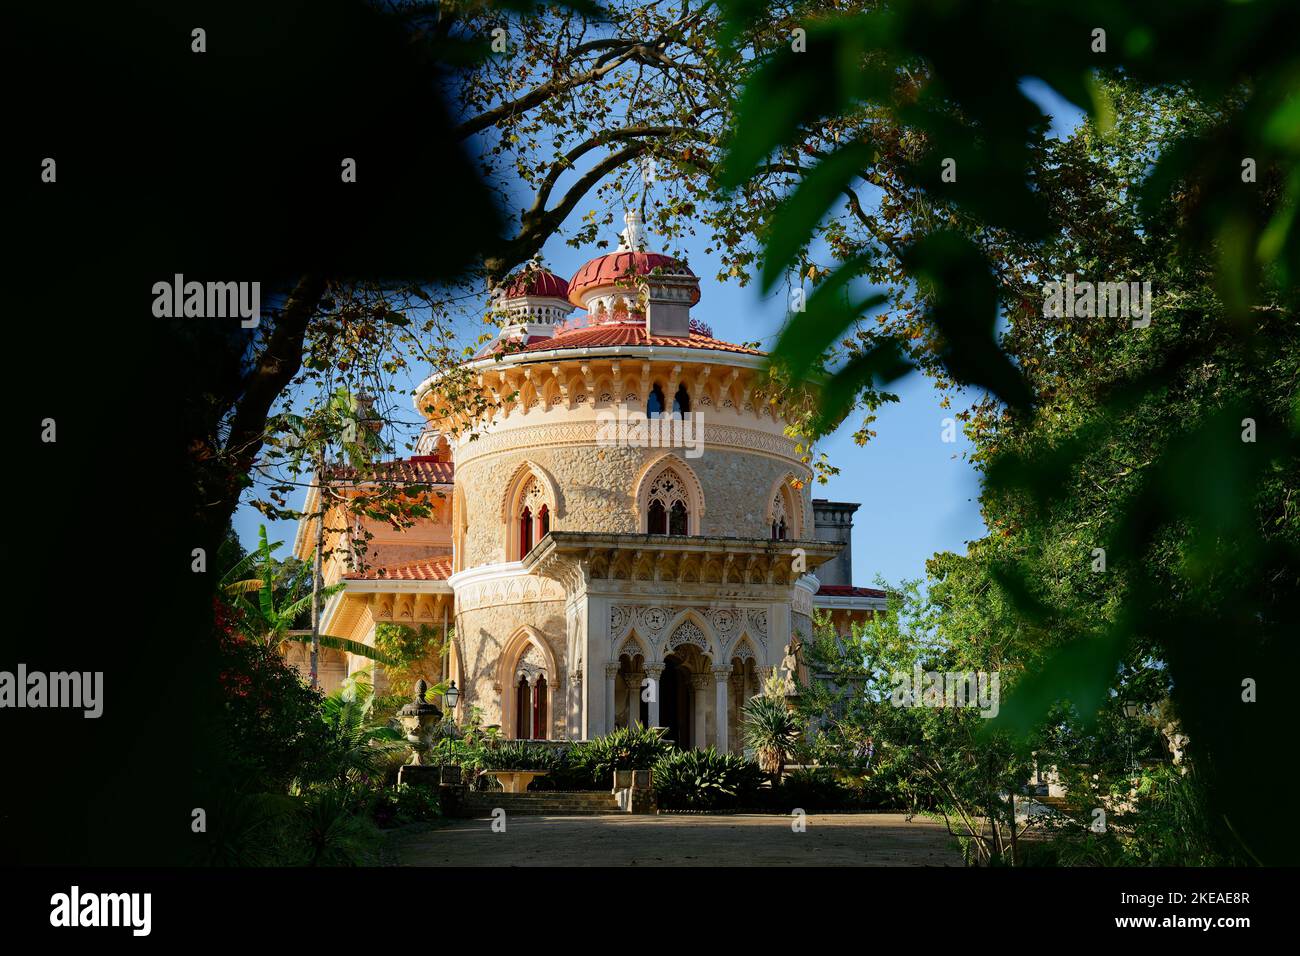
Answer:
[568, 251, 701, 309]
[503, 268, 569, 300]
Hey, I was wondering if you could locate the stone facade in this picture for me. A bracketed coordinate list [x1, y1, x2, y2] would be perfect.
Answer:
[455, 434, 811, 568]
[294, 219, 885, 749]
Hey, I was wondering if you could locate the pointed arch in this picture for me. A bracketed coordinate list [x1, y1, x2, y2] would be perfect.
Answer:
[765, 472, 806, 540]
[501, 460, 561, 560]
[729, 635, 759, 665]
[497, 625, 559, 740]
[632, 452, 705, 535]
[659, 608, 719, 664]
[518, 379, 540, 413]
[617, 632, 649, 662]
[541, 376, 561, 410]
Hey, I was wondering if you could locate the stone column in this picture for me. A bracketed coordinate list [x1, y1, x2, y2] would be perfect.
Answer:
[729, 672, 747, 755]
[690, 673, 711, 750]
[643, 663, 665, 729]
[626, 671, 644, 728]
[566, 671, 582, 740]
[713, 665, 732, 752]
[546, 676, 557, 740]
[604, 663, 621, 736]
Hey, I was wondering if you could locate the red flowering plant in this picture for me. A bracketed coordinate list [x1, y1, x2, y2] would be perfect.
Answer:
[213, 592, 334, 793]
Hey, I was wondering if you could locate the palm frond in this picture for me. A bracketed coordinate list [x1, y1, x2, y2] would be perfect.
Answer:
[280, 633, 398, 666]
[223, 578, 265, 596]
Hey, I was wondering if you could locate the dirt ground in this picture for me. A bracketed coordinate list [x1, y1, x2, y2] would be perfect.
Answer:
[391, 812, 963, 866]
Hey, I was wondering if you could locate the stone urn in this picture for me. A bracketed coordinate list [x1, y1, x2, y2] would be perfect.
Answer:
[397, 679, 443, 765]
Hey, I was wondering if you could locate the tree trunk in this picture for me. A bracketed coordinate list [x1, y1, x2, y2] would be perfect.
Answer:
[1007, 790, 1020, 867]
[309, 451, 326, 691]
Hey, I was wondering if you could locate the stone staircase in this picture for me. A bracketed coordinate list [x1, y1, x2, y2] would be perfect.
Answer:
[456, 790, 622, 817]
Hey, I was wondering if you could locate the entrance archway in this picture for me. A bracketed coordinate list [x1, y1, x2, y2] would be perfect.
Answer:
[661, 646, 710, 748]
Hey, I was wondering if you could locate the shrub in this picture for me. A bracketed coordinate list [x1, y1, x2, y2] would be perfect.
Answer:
[533, 752, 605, 791]
[302, 678, 408, 789]
[575, 725, 674, 783]
[481, 741, 560, 771]
[772, 767, 845, 811]
[214, 603, 335, 794]
[292, 785, 383, 866]
[653, 748, 766, 811]
[371, 783, 441, 828]
[426, 727, 675, 791]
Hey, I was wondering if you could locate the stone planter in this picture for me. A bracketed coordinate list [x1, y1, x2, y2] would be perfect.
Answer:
[612, 769, 656, 813]
[485, 770, 548, 794]
[396, 680, 443, 765]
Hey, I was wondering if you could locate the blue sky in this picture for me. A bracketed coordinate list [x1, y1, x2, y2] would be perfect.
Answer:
[234, 79, 1086, 590]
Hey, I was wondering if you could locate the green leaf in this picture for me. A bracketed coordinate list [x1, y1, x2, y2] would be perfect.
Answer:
[719, 16, 896, 190]
[770, 253, 882, 377]
[902, 231, 1033, 411]
[813, 340, 911, 436]
[986, 629, 1127, 739]
[280, 633, 399, 667]
[762, 142, 878, 292]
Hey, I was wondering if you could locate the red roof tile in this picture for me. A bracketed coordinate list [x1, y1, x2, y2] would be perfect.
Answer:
[504, 269, 568, 300]
[326, 456, 454, 485]
[520, 323, 762, 356]
[473, 333, 559, 359]
[344, 556, 453, 581]
[816, 584, 888, 599]
[569, 251, 700, 307]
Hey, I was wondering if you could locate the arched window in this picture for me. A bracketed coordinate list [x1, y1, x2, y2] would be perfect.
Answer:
[648, 500, 667, 534]
[669, 500, 688, 535]
[648, 468, 689, 536]
[533, 675, 548, 738]
[672, 384, 690, 416]
[515, 676, 530, 738]
[519, 506, 533, 556]
[647, 384, 665, 418]
[513, 474, 553, 559]
[771, 490, 788, 540]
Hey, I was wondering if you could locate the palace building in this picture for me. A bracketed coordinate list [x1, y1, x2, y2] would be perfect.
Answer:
[289, 211, 885, 751]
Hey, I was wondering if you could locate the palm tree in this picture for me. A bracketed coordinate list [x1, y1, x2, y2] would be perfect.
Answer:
[222, 524, 395, 667]
[311, 676, 406, 788]
[742, 693, 800, 781]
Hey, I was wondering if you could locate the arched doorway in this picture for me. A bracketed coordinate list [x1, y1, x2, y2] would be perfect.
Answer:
[661, 646, 710, 748]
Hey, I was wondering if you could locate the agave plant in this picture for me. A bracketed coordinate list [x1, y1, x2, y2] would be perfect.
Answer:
[574, 725, 673, 783]
[652, 748, 766, 811]
[742, 694, 800, 779]
[222, 524, 395, 666]
[294, 784, 383, 867]
[481, 741, 560, 772]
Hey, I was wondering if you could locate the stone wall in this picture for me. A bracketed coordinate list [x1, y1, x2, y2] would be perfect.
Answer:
[792, 610, 813, 644]
[456, 439, 812, 568]
[456, 597, 568, 737]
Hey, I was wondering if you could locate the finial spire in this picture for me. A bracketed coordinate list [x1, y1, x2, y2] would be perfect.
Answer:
[618, 207, 647, 252]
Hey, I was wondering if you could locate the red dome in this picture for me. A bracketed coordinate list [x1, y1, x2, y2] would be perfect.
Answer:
[568, 251, 700, 308]
[503, 269, 569, 300]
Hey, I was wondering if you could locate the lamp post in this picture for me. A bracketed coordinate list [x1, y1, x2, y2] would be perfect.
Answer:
[444, 680, 460, 718]
[1122, 700, 1139, 774]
